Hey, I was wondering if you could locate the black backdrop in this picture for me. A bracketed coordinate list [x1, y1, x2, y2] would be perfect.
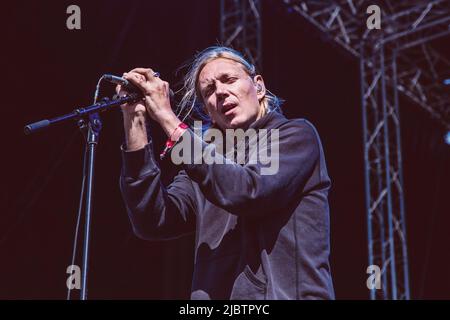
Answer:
[2, 0, 449, 299]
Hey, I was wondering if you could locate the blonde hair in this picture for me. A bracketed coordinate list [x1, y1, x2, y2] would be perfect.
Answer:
[176, 46, 283, 126]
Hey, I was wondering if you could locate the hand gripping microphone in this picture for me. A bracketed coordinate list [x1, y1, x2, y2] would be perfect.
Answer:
[102, 74, 175, 98]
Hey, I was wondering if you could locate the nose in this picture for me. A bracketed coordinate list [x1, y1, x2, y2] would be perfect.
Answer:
[215, 82, 228, 100]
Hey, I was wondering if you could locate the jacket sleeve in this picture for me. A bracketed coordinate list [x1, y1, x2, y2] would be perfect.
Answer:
[178, 119, 326, 217]
[119, 140, 197, 241]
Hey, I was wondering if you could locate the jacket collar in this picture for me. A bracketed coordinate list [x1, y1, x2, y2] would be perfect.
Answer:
[249, 111, 287, 130]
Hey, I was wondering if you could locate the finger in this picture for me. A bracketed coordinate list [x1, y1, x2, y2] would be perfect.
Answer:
[116, 85, 130, 98]
[125, 71, 146, 82]
[124, 72, 151, 94]
[129, 68, 158, 81]
[115, 84, 122, 95]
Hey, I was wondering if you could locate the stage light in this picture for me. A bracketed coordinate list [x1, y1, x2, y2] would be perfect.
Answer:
[445, 131, 450, 145]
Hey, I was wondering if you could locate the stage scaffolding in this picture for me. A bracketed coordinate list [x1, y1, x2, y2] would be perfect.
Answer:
[221, 0, 450, 299]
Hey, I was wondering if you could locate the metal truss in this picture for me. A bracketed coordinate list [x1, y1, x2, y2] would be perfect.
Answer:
[360, 41, 410, 300]
[394, 44, 450, 128]
[285, 0, 450, 126]
[284, 0, 450, 299]
[220, 0, 262, 71]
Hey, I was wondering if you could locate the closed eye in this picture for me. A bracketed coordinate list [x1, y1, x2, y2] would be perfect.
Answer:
[203, 86, 214, 97]
[202, 76, 238, 97]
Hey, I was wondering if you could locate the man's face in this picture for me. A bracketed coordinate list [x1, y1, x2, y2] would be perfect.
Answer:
[198, 58, 265, 130]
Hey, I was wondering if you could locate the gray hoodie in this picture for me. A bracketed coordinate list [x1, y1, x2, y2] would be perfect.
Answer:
[120, 111, 335, 299]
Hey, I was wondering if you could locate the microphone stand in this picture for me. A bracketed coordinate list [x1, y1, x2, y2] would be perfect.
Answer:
[24, 93, 142, 300]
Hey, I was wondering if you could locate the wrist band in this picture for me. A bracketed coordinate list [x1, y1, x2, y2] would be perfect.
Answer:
[160, 122, 189, 160]
[170, 122, 188, 142]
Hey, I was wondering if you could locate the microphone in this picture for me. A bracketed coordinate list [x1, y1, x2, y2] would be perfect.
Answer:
[103, 74, 175, 98]
[103, 74, 129, 85]
[103, 74, 141, 94]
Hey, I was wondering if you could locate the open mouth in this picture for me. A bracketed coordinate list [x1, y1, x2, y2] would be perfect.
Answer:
[222, 103, 237, 116]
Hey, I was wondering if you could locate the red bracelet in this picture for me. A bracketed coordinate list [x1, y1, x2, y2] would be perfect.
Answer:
[160, 122, 189, 160]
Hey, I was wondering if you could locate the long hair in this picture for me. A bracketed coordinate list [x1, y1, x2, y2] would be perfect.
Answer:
[176, 46, 283, 127]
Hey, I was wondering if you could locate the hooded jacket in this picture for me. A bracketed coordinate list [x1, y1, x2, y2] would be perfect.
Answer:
[120, 111, 335, 299]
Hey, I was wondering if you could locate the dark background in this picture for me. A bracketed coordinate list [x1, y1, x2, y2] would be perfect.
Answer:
[2, 1, 449, 299]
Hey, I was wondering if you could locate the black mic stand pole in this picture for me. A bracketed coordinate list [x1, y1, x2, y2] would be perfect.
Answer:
[24, 93, 142, 299]
[79, 111, 100, 300]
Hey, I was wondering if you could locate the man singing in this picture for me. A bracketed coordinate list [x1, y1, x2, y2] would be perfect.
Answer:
[118, 46, 334, 299]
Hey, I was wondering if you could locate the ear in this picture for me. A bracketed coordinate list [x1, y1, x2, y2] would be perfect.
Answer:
[253, 75, 266, 101]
